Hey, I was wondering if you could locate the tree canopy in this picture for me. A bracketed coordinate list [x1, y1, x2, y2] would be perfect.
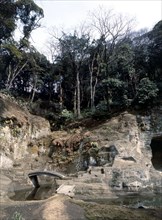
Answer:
[0, 3, 161, 121]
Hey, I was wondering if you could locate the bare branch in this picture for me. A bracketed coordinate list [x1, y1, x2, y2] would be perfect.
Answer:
[89, 6, 135, 43]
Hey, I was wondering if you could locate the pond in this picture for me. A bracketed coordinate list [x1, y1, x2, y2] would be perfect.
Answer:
[84, 192, 162, 209]
[10, 184, 162, 209]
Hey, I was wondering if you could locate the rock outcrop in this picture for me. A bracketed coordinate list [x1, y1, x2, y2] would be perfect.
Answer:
[47, 108, 162, 195]
[0, 93, 51, 169]
[81, 110, 162, 193]
[0, 92, 162, 199]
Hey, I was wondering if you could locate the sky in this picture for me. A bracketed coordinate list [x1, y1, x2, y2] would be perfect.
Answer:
[31, 0, 162, 55]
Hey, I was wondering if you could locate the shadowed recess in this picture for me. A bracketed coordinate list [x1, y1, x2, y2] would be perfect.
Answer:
[151, 136, 162, 171]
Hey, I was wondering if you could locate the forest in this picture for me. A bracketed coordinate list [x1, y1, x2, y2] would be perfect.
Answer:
[0, 0, 162, 124]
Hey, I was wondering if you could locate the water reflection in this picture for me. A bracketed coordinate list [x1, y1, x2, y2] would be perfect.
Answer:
[25, 187, 39, 200]
[85, 193, 162, 209]
[10, 183, 57, 201]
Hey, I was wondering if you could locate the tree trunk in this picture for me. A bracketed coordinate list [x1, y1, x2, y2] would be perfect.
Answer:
[59, 84, 63, 110]
[89, 54, 100, 111]
[76, 70, 81, 118]
[90, 68, 93, 109]
[92, 76, 98, 109]
[6, 64, 12, 89]
[74, 87, 77, 115]
[89, 60, 94, 110]
[6, 61, 28, 90]
[30, 75, 37, 103]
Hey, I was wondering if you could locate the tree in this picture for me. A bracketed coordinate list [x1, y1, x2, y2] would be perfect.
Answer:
[90, 6, 134, 58]
[56, 32, 90, 118]
[0, 0, 16, 41]
[15, 0, 44, 40]
[148, 20, 162, 82]
[88, 7, 134, 110]
[0, 0, 43, 42]
[88, 36, 106, 110]
[136, 77, 159, 105]
[0, 0, 44, 92]
[133, 29, 150, 80]
[3, 40, 28, 90]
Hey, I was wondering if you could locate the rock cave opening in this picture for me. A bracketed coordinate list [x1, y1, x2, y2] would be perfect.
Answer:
[150, 136, 162, 171]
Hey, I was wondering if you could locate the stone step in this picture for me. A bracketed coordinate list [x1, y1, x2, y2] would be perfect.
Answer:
[56, 184, 75, 197]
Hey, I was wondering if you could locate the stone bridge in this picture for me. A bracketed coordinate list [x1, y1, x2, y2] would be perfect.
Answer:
[28, 171, 66, 188]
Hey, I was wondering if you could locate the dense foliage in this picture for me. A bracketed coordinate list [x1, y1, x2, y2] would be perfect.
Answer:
[0, 1, 161, 120]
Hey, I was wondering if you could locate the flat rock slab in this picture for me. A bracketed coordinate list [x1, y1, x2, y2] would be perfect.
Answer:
[56, 184, 75, 197]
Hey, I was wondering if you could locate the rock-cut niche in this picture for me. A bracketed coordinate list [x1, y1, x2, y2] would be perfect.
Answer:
[150, 136, 162, 171]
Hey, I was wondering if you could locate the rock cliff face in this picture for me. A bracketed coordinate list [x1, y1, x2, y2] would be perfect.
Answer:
[0, 93, 162, 195]
[87, 109, 162, 192]
[57, 109, 162, 198]
[0, 93, 50, 169]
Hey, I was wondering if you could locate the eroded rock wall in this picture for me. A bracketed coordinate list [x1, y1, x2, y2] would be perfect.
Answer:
[0, 93, 51, 168]
[0, 92, 162, 194]
[88, 110, 162, 192]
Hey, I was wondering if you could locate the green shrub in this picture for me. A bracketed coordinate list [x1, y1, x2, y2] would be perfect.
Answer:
[61, 109, 74, 121]
[12, 211, 24, 220]
[136, 77, 159, 104]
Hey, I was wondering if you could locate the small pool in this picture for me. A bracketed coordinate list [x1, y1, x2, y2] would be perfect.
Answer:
[10, 183, 57, 201]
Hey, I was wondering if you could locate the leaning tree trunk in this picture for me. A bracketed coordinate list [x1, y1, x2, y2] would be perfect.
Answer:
[6, 61, 28, 90]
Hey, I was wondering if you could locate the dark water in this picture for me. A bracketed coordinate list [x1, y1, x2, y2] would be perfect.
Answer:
[10, 183, 57, 201]
[85, 193, 162, 209]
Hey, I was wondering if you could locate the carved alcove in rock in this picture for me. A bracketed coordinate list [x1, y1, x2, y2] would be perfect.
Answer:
[150, 136, 162, 171]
